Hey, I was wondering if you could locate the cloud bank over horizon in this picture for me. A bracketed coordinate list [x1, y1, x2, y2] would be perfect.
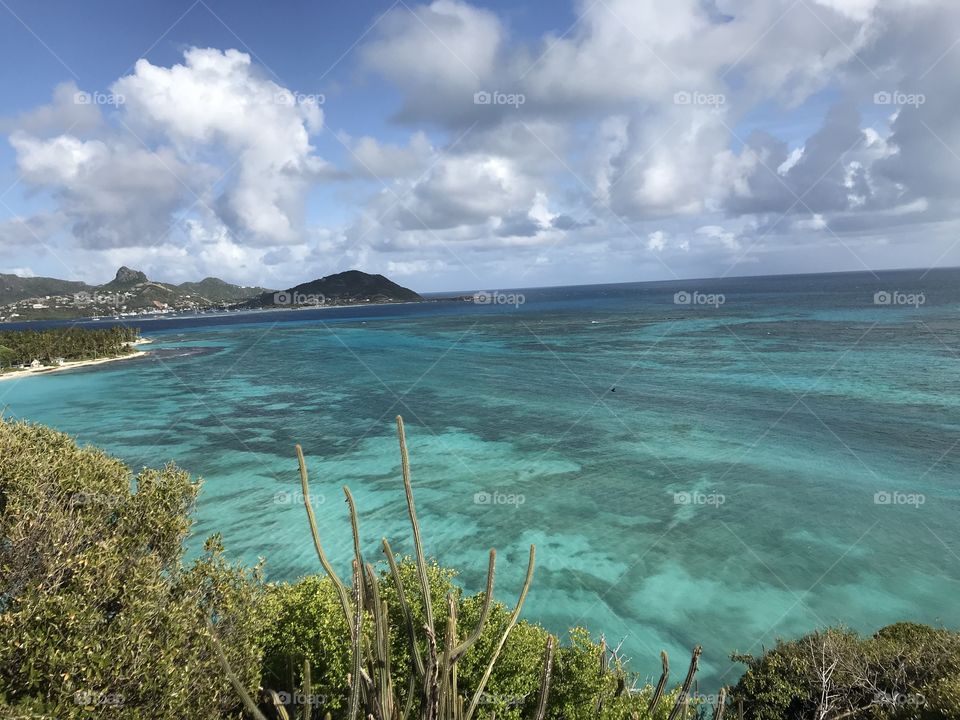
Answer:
[2, 0, 960, 291]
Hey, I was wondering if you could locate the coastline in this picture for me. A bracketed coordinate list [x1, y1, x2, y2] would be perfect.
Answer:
[0, 339, 151, 383]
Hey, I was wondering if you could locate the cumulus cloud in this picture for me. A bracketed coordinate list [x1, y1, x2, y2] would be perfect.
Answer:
[360, 0, 505, 125]
[6, 47, 331, 270]
[6, 0, 960, 289]
[0, 81, 103, 137]
[10, 132, 204, 249]
[344, 132, 434, 179]
[113, 47, 330, 246]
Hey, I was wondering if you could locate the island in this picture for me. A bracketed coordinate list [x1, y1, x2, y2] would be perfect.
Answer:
[239, 270, 424, 308]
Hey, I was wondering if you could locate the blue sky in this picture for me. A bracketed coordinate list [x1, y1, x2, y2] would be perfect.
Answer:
[1, 0, 958, 291]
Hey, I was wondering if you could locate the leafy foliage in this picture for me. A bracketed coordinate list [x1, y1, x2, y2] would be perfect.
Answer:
[259, 566, 684, 720]
[0, 419, 266, 719]
[730, 623, 960, 719]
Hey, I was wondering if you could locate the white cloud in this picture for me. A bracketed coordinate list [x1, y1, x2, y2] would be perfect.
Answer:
[345, 131, 434, 179]
[361, 0, 504, 125]
[113, 47, 330, 246]
[647, 230, 667, 251]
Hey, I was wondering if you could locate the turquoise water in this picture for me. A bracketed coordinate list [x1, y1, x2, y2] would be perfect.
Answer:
[3, 269, 960, 688]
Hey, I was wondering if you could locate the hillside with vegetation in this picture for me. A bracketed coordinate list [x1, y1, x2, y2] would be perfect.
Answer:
[0, 267, 272, 322]
[0, 273, 92, 306]
[242, 270, 424, 308]
[0, 417, 956, 719]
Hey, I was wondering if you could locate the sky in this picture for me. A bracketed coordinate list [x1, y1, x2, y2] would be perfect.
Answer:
[0, 0, 959, 292]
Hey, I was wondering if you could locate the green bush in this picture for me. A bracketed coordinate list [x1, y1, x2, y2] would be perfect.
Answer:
[259, 566, 683, 720]
[729, 623, 960, 719]
[0, 419, 266, 719]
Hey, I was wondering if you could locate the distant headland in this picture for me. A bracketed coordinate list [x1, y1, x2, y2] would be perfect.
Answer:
[0, 267, 423, 322]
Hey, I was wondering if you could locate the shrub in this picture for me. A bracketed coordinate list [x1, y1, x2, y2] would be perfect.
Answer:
[0, 419, 266, 719]
[258, 570, 685, 720]
[729, 623, 960, 720]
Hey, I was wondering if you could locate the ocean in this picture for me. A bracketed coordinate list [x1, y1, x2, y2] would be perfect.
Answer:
[2, 268, 959, 688]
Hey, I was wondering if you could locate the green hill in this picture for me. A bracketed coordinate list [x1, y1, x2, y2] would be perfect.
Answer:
[245, 269, 423, 308]
[0, 267, 272, 322]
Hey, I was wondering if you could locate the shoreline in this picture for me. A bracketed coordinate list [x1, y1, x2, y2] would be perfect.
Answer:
[0, 339, 151, 383]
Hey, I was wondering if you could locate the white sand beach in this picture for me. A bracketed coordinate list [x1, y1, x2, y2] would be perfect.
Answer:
[0, 339, 152, 383]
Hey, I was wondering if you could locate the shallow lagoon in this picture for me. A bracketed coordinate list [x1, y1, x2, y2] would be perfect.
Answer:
[3, 269, 959, 687]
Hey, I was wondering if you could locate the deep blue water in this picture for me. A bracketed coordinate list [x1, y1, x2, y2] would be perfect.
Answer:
[3, 268, 959, 688]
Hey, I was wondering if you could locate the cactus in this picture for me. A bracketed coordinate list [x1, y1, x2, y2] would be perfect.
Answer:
[648, 650, 670, 715]
[667, 646, 702, 720]
[712, 687, 727, 720]
[534, 637, 555, 720]
[293, 416, 537, 720]
[206, 415, 703, 720]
